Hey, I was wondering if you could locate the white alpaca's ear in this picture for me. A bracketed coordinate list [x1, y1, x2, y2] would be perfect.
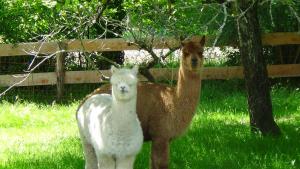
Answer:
[132, 65, 139, 76]
[111, 65, 118, 74]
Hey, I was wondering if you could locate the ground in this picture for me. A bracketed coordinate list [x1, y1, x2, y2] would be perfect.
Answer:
[0, 80, 299, 169]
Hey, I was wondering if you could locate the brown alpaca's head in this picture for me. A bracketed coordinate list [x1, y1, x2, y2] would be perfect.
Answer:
[180, 36, 205, 73]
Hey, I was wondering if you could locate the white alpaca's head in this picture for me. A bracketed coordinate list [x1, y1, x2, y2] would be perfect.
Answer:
[110, 65, 139, 101]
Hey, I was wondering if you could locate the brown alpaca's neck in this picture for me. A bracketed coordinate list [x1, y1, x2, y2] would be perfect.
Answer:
[176, 65, 201, 101]
[169, 65, 201, 130]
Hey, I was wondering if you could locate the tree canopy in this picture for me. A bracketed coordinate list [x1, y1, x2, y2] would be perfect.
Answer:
[0, 0, 299, 44]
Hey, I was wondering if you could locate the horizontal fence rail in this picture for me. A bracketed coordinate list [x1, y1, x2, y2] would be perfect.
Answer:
[1, 64, 299, 87]
[0, 32, 300, 57]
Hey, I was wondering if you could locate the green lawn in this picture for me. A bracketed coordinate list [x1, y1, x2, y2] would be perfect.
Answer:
[0, 81, 299, 169]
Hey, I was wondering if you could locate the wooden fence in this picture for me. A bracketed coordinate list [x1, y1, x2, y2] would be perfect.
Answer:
[0, 32, 300, 99]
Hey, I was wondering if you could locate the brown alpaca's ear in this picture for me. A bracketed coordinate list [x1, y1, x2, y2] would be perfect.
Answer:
[180, 41, 186, 48]
[200, 36, 206, 46]
[180, 36, 187, 48]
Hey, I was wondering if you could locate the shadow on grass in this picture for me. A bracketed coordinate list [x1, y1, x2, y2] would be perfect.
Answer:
[0, 83, 103, 105]
[169, 115, 300, 169]
[200, 80, 300, 118]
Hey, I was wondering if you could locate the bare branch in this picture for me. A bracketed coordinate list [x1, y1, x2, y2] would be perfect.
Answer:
[269, 0, 275, 28]
[237, 0, 256, 20]
[211, 2, 229, 48]
[162, 48, 179, 60]
[287, 3, 300, 31]
[95, 1, 111, 23]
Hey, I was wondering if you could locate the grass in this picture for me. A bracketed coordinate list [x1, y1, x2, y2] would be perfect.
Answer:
[0, 80, 299, 169]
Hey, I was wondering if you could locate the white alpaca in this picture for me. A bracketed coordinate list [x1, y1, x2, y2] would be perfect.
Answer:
[76, 66, 143, 169]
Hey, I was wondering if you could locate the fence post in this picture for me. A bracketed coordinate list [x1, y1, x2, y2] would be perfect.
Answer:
[56, 42, 67, 101]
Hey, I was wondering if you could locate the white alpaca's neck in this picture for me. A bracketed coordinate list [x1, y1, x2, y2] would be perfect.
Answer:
[109, 93, 138, 137]
[111, 93, 137, 123]
[112, 96, 136, 114]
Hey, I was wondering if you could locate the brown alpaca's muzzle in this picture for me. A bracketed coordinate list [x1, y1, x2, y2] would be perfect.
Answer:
[191, 58, 198, 68]
[189, 57, 203, 72]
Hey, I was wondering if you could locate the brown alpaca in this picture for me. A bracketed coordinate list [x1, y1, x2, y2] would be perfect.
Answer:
[79, 36, 205, 169]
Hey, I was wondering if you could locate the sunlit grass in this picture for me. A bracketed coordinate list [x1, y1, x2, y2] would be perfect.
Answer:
[0, 102, 82, 169]
[0, 80, 299, 169]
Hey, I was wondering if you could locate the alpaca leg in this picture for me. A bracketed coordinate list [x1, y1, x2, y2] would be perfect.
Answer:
[116, 155, 136, 169]
[97, 154, 115, 169]
[82, 142, 98, 169]
[151, 138, 169, 169]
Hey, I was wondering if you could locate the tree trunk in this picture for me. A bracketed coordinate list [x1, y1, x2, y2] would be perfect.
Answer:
[236, 0, 281, 136]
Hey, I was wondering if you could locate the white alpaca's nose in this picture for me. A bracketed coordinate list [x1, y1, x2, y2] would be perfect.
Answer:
[121, 86, 126, 92]
[118, 84, 128, 93]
